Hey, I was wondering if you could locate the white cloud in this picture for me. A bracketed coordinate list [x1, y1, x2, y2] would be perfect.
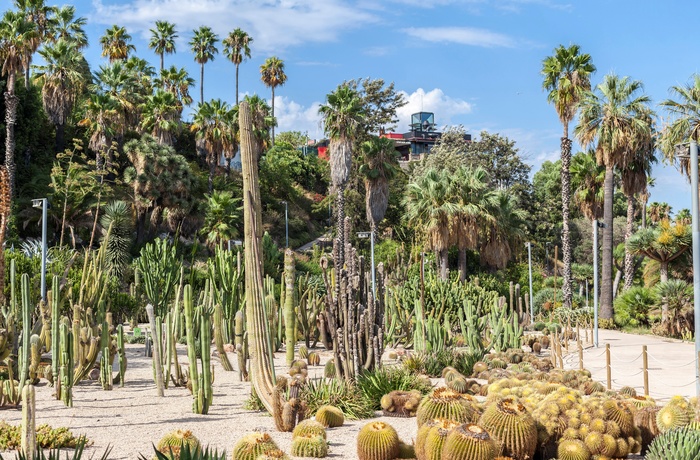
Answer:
[403, 26, 516, 48]
[388, 0, 570, 11]
[394, 88, 472, 132]
[273, 96, 324, 140]
[90, 0, 377, 53]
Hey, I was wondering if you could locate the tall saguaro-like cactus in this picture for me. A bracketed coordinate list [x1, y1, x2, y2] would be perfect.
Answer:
[239, 100, 278, 415]
[284, 249, 296, 366]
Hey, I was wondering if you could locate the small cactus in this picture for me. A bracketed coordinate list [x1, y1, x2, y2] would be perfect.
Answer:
[291, 434, 328, 458]
[315, 405, 344, 428]
[356, 422, 399, 460]
[307, 352, 320, 366]
[156, 430, 200, 459]
[293, 419, 326, 440]
[299, 345, 309, 360]
[231, 432, 278, 460]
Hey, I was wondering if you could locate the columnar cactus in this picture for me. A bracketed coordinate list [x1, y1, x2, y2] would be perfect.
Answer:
[284, 248, 296, 367]
[21, 384, 35, 459]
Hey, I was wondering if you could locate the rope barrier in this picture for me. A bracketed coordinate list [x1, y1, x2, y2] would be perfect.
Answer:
[608, 351, 644, 365]
[582, 349, 607, 359]
[646, 353, 698, 368]
[647, 377, 699, 388]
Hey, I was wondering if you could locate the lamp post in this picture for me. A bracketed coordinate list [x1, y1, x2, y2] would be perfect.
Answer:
[689, 141, 700, 397]
[358, 231, 376, 296]
[526, 242, 534, 322]
[32, 198, 48, 303]
[281, 201, 289, 248]
[593, 219, 604, 348]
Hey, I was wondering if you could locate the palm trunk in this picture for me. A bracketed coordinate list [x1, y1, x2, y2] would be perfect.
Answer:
[623, 196, 635, 291]
[601, 165, 615, 320]
[160, 53, 164, 79]
[560, 135, 573, 309]
[55, 123, 65, 153]
[612, 269, 622, 299]
[24, 67, 30, 90]
[208, 159, 215, 193]
[642, 198, 647, 229]
[4, 74, 18, 199]
[271, 87, 275, 146]
[235, 63, 240, 106]
[239, 100, 278, 415]
[458, 248, 466, 282]
[200, 63, 204, 104]
[440, 248, 448, 280]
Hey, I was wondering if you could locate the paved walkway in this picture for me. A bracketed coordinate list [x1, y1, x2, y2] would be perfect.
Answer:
[560, 328, 698, 402]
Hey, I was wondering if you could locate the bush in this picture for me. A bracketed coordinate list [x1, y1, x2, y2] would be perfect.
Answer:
[356, 366, 433, 410]
[613, 286, 656, 328]
[300, 378, 375, 420]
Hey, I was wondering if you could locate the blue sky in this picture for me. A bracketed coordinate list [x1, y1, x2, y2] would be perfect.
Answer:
[58, 0, 700, 212]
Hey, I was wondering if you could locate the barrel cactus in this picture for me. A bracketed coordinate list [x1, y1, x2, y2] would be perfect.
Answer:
[292, 419, 326, 440]
[356, 421, 399, 460]
[557, 439, 591, 460]
[416, 388, 480, 427]
[315, 405, 344, 428]
[291, 434, 328, 458]
[477, 396, 537, 460]
[156, 430, 200, 459]
[415, 418, 459, 460]
[440, 424, 498, 460]
[231, 432, 278, 460]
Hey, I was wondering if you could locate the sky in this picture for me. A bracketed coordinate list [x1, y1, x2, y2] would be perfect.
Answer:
[32, 0, 700, 212]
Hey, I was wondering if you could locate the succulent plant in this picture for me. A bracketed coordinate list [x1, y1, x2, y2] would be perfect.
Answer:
[602, 400, 634, 436]
[532, 342, 542, 354]
[315, 405, 344, 428]
[231, 432, 278, 460]
[477, 396, 537, 460]
[324, 360, 336, 378]
[381, 390, 422, 418]
[416, 388, 480, 427]
[299, 346, 309, 359]
[356, 421, 399, 460]
[308, 352, 321, 366]
[292, 419, 326, 440]
[645, 427, 700, 460]
[634, 406, 661, 454]
[657, 402, 691, 433]
[557, 438, 591, 460]
[396, 441, 415, 459]
[440, 423, 498, 460]
[415, 418, 458, 460]
[446, 377, 468, 394]
[156, 430, 200, 459]
[255, 449, 289, 460]
[291, 434, 328, 458]
[441, 367, 457, 379]
[618, 386, 636, 397]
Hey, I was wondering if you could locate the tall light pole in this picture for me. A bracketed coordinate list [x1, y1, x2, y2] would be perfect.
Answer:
[32, 198, 48, 302]
[281, 201, 289, 248]
[526, 242, 534, 322]
[689, 140, 700, 397]
[593, 219, 604, 348]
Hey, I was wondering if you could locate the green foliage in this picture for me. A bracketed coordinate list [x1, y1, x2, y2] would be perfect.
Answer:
[137, 237, 180, 318]
[0, 422, 90, 450]
[0, 437, 111, 460]
[408, 349, 483, 378]
[300, 378, 375, 420]
[141, 443, 227, 460]
[262, 231, 281, 279]
[645, 427, 700, 460]
[201, 190, 242, 250]
[100, 200, 133, 277]
[613, 286, 656, 328]
[356, 366, 433, 410]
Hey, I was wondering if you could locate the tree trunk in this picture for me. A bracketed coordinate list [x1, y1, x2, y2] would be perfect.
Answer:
[560, 135, 573, 309]
[440, 248, 448, 281]
[660, 261, 669, 323]
[612, 269, 622, 300]
[56, 123, 65, 154]
[601, 165, 615, 320]
[239, 100, 278, 415]
[235, 63, 240, 106]
[271, 87, 275, 146]
[200, 63, 204, 104]
[642, 199, 647, 229]
[208, 159, 215, 193]
[623, 196, 635, 291]
[4, 74, 18, 199]
[458, 248, 466, 282]
[160, 53, 164, 78]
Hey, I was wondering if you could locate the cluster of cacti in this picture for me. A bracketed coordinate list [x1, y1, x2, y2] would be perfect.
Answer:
[524, 335, 549, 354]
[288, 360, 308, 381]
[307, 352, 321, 366]
[356, 421, 399, 460]
[183, 284, 213, 414]
[381, 390, 422, 417]
[156, 430, 201, 459]
[486, 302, 523, 353]
[291, 433, 328, 458]
[315, 405, 345, 428]
[416, 388, 481, 427]
[272, 375, 307, 432]
[645, 426, 700, 460]
[478, 396, 537, 460]
[231, 432, 279, 460]
[443, 367, 480, 395]
[656, 395, 696, 433]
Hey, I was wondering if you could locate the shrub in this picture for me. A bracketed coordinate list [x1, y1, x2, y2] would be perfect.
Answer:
[409, 349, 484, 378]
[0, 422, 90, 450]
[300, 378, 375, 420]
[613, 286, 656, 328]
[356, 366, 433, 410]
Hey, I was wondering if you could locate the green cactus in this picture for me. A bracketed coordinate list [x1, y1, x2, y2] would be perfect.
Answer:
[18, 274, 32, 392]
[477, 396, 537, 460]
[235, 310, 248, 381]
[116, 324, 126, 387]
[156, 429, 201, 459]
[356, 421, 399, 460]
[284, 249, 296, 367]
[50, 276, 60, 386]
[21, 384, 35, 459]
[291, 434, 328, 458]
[416, 388, 480, 427]
[441, 423, 498, 460]
[292, 419, 326, 440]
[315, 405, 344, 428]
[645, 427, 700, 460]
[231, 432, 278, 460]
[100, 345, 112, 390]
[58, 322, 73, 406]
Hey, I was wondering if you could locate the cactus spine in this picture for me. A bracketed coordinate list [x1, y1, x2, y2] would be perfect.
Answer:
[284, 249, 296, 367]
[21, 384, 35, 459]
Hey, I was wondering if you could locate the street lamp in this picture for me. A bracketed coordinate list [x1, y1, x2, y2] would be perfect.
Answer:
[281, 201, 289, 248]
[357, 231, 376, 296]
[32, 198, 48, 303]
[593, 219, 605, 348]
[526, 242, 534, 323]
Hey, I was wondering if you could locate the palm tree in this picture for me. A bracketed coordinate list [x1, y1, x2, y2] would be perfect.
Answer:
[189, 26, 218, 104]
[156, 65, 194, 116]
[660, 75, 700, 176]
[480, 190, 527, 270]
[14, 0, 53, 88]
[201, 190, 242, 250]
[92, 61, 136, 138]
[140, 90, 179, 146]
[318, 84, 365, 267]
[570, 150, 605, 221]
[648, 202, 671, 224]
[0, 10, 37, 198]
[359, 136, 399, 232]
[32, 39, 86, 152]
[78, 93, 118, 170]
[191, 99, 236, 192]
[148, 20, 176, 75]
[404, 168, 457, 279]
[576, 73, 652, 320]
[241, 94, 272, 154]
[676, 208, 692, 225]
[639, 177, 655, 228]
[48, 5, 87, 49]
[100, 25, 136, 62]
[260, 56, 287, 145]
[542, 44, 596, 309]
[223, 28, 252, 105]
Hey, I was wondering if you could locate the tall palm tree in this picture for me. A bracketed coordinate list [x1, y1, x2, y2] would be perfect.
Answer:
[78, 93, 118, 170]
[570, 150, 605, 221]
[542, 44, 596, 309]
[260, 56, 287, 145]
[189, 26, 218, 104]
[92, 61, 137, 137]
[639, 177, 655, 229]
[318, 84, 365, 267]
[140, 89, 179, 146]
[660, 75, 700, 179]
[99, 25, 135, 62]
[32, 39, 87, 152]
[191, 99, 236, 192]
[148, 20, 176, 75]
[14, 0, 53, 88]
[241, 94, 272, 154]
[576, 73, 652, 320]
[223, 28, 252, 105]
[648, 202, 671, 225]
[156, 65, 194, 116]
[0, 10, 37, 198]
[480, 190, 527, 270]
[359, 135, 400, 232]
[48, 5, 87, 49]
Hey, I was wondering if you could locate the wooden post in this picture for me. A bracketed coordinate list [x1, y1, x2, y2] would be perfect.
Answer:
[642, 345, 649, 397]
[578, 334, 583, 370]
[551, 332, 557, 367]
[606, 343, 612, 390]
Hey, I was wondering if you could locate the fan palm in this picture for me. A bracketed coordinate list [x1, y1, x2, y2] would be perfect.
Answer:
[0, 10, 37, 198]
[189, 26, 218, 104]
[359, 136, 400, 231]
[659, 75, 700, 177]
[14, 0, 53, 88]
[99, 25, 135, 62]
[140, 90, 179, 146]
[319, 84, 365, 266]
[78, 93, 118, 170]
[33, 39, 87, 152]
[575, 73, 652, 320]
[48, 5, 87, 49]
[570, 150, 605, 221]
[201, 190, 243, 250]
[647, 201, 671, 224]
[542, 43, 596, 309]
[223, 27, 252, 105]
[148, 20, 176, 75]
[480, 190, 527, 270]
[191, 99, 236, 192]
[241, 94, 272, 154]
[259, 56, 287, 145]
[156, 65, 194, 116]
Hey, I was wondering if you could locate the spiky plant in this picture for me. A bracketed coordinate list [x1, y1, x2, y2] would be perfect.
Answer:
[645, 427, 700, 460]
[356, 422, 399, 460]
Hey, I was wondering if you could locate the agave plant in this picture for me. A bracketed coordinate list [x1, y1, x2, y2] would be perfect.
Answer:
[138, 442, 227, 459]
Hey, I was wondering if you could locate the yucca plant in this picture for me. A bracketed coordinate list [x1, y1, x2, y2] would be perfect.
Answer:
[356, 366, 433, 410]
[300, 378, 375, 420]
[138, 442, 226, 460]
[99, 200, 133, 277]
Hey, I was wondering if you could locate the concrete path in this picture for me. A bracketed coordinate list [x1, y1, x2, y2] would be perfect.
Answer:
[561, 328, 698, 402]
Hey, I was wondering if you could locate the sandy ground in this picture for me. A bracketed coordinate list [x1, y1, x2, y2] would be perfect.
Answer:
[0, 342, 419, 459]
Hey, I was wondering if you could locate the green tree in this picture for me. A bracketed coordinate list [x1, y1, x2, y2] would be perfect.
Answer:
[48, 5, 87, 49]
[648, 202, 671, 225]
[259, 56, 287, 146]
[156, 65, 194, 117]
[576, 73, 652, 320]
[201, 190, 242, 250]
[14, 0, 53, 88]
[140, 89, 179, 146]
[99, 25, 135, 62]
[191, 99, 236, 192]
[79, 93, 118, 170]
[148, 20, 177, 75]
[189, 25, 218, 104]
[358, 136, 399, 232]
[99, 200, 133, 277]
[222, 27, 252, 105]
[275, 130, 308, 149]
[542, 43, 596, 309]
[570, 150, 605, 221]
[480, 190, 527, 270]
[659, 75, 700, 176]
[344, 78, 407, 134]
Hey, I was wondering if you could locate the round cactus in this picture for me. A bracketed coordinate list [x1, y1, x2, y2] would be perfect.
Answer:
[291, 434, 328, 458]
[307, 352, 321, 366]
[231, 432, 279, 460]
[324, 360, 336, 378]
[557, 439, 591, 460]
[634, 406, 660, 454]
[356, 421, 399, 460]
[255, 449, 289, 460]
[315, 405, 344, 428]
[446, 377, 469, 394]
[440, 423, 498, 460]
[299, 345, 309, 359]
[381, 390, 422, 418]
[415, 419, 459, 460]
[156, 429, 200, 459]
[396, 441, 415, 459]
[416, 388, 480, 427]
[603, 400, 635, 436]
[618, 386, 636, 397]
[477, 396, 537, 460]
[422, 424, 451, 460]
[293, 419, 326, 440]
[657, 402, 691, 432]
[532, 342, 542, 354]
[442, 367, 457, 379]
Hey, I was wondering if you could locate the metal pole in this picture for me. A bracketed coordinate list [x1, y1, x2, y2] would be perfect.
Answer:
[527, 242, 534, 321]
[370, 229, 376, 297]
[593, 219, 599, 348]
[40, 198, 47, 303]
[690, 140, 700, 397]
